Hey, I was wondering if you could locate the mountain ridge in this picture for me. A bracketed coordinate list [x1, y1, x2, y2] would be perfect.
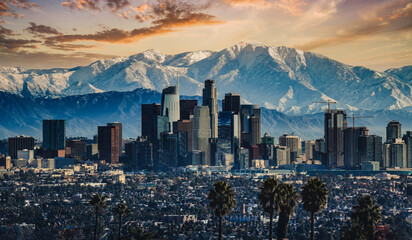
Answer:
[0, 42, 411, 115]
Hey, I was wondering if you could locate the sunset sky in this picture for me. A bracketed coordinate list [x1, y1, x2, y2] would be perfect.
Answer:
[0, 0, 411, 71]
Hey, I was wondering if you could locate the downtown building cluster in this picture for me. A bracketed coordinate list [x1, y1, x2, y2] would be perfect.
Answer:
[316, 110, 412, 170]
[125, 80, 265, 170]
[0, 83, 411, 172]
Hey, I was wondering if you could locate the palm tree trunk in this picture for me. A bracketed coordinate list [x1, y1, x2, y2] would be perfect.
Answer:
[269, 212, 273, 240]
[94, 207, 99, 240]
[310, 212, 315, 240]
[118, 214, 122, 240]
[218, 216, 223, 240]
[277, 211, 290, 240]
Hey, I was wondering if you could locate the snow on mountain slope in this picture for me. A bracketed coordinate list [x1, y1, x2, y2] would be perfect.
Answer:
[0, 42, 411, 114]
[385, 65, 412, 85]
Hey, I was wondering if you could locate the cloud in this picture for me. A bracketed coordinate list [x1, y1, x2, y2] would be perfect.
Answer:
[106, 0, 130, 12]
[0, 25, 13, 35]
[26, 22, 61, 35]
[62, 0, 100, 11]
[47, 0, 223, 47]
[0, 36, 40, 51]
[0, 0, 37, 18]
[295, 0, 412, 51]
[0, 50, 118, 69]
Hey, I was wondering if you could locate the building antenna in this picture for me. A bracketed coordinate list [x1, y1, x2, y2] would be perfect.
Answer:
[176, 69, 179, 92]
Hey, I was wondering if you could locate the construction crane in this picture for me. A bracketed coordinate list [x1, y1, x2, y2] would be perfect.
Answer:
[350, 115, 375, 167]
[313, 100, 337, 112]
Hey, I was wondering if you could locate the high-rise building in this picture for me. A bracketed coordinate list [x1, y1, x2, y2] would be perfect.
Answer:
[98, 123, 121, 164]
[324, 110, 347, 167]
[125, 137, 153, 170]
[390, 139, 406, 168]
[222, 93, 241, 114]
[107, 122, 122, 153]
[192, 106, 211, 165]
[141, 103, 161, 143]
[240, 105, 261, 147]
[279, 133, 301, 162]
[43, 119, 66, 150]
[174, 120, 193, 152]
[358, 134, 382, 165]
[344, 127, 368, 168]
[386, 121, 401, 142]
[275, 145, 290, 166]
[304, 140, 316, 161]
[180, 100, 197, 120]
[161, 86, 180, 132]
[66, 139, 86, 156]
[260, 133, 275, 166]
[403, 131, 412, 168]
[203, 80, 218, 139]
[86, 144, 98, 160]
[8, 136, 34, 159]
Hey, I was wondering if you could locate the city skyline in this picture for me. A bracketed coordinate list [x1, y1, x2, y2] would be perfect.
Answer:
[0, 0, 411, 70]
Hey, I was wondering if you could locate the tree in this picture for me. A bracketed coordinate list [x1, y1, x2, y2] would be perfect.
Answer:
[350, 195, 381, 239]
[258, 177, 279, 240]
[113, 202, 130, 240]
[89, 193, 107, 240]
[276, 183, 298, 240]
[207, 181, 237, 240]
[301, 177, 329, 240]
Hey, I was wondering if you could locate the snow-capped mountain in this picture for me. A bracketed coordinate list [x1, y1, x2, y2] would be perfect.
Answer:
[0, 42, 411, 115]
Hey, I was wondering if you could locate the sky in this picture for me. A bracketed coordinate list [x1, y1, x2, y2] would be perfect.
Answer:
[0, 0, 411, 71]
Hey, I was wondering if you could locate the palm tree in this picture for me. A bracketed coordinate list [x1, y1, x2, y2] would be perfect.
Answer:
[89, 193, 107, 240]
[276, 183, 299, 240]
[351, 194, 381, 239]
[258, 177, 279, 240]
[207, 181, 237, 240]
[301, 177, 329, 240]
[113, 202, 130, 240]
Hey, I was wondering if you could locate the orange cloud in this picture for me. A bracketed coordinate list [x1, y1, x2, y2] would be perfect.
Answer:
[48, 0, 223, 48]
[0, 0, 37, 18]
[295, 0, 412, 51]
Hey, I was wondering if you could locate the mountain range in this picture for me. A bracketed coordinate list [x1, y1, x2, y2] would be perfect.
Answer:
[0, 42, 411, 140]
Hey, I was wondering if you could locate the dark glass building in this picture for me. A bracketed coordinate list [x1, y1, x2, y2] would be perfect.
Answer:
[8, 136, 35, 159]
[98, 123, 121, 163]
[180, 100, 197, 120]
[386, 120, 401, 142]
[141, 103, 161, 143]
[324, 110, 347, 167]
[43, 119, 66, 150]
[222, 93, 241, 114]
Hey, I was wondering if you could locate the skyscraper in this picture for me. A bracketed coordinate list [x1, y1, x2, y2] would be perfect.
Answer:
[279, 133, 301, 162]
[107, 122, 122, 153]
[43, 119, 66, 150]
[161, 86, 180, 132]
[8, 136, 35, 159]
[222, 93, 241, 114]
[390, 139, 406, 168]
[203, 80, 218, 139]
[240, 104, 261, 147]
[98, 123, 120, 164]
[324, 110, 347, 167]
[403, 131, 412, 168]
[180, 99, 197, 120]
[141, 103, 160, 143]
[192, 106, 211, 165]
[386, 121, 401, 142]
[358, 134, 382, 165]
[344, 127, 368, 168]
